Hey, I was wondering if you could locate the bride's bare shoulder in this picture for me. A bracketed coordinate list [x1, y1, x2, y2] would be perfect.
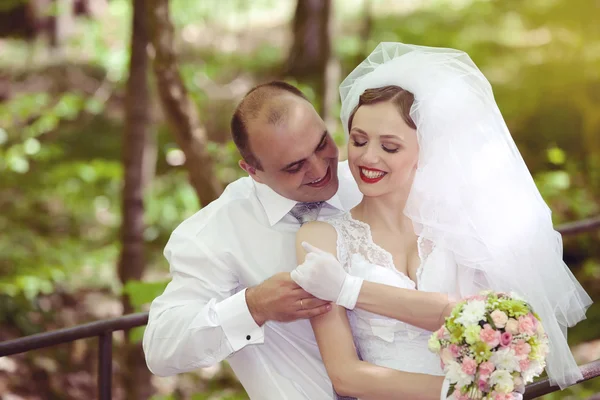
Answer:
[296, 221, 338, 256]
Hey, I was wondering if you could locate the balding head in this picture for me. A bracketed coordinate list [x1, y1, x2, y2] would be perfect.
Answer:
[231, 81, 309, 170]
[231, 81, 340, 203]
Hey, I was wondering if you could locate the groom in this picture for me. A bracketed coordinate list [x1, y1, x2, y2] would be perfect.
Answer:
[143, 81, 363, 399]
[143, 81, 447, 399]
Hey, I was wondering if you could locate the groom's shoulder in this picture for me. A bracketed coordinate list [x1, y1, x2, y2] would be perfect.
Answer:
[172, 176, 256, 236]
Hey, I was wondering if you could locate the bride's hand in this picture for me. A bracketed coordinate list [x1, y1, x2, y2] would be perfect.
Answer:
[291, 242, 363, 309]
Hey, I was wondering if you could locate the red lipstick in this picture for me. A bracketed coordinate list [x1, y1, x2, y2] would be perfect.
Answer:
[359, 166, 387, 184]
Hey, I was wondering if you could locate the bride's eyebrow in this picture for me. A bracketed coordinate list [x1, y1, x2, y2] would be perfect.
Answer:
[380, 134, 404, 142]
[350, 127, 368, 135]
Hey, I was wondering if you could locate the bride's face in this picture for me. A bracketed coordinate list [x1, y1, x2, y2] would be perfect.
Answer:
[348, 101, 419, 198]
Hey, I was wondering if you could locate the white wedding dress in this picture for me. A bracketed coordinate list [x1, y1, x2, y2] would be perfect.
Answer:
[326, 212, 450, 378]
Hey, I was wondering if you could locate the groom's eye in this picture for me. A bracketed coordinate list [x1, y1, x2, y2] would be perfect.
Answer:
[285, 162, 304, 174]
[316, 136, 328, 151]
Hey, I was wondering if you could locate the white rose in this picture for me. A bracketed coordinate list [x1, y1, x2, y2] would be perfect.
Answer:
[508, 291, 525, 301]
[455, 300, 487, 326]
[522, 360, 545, 383]
[505, 318, 519, 335]
[490, 347, 520, 373]
[490, 370, 515, 393]
[446, 361, 474, 388]
[536, 322, 545, 335]
[428, 335, 441, 353]
[490, 310, 509, 328]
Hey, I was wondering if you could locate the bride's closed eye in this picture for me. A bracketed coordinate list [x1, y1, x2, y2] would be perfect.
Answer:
[382, 144, 400, 153]
[352, 139, 367, 147]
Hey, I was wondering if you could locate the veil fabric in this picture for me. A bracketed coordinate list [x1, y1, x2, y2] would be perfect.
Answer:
[340, 42, 592, 388]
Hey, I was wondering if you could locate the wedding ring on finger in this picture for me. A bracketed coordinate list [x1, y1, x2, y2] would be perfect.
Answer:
[300, 298, 304, 310]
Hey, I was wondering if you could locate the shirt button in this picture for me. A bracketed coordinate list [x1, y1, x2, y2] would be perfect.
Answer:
[246, 335, 251, 340]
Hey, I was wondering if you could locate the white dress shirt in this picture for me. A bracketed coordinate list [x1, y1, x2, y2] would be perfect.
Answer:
[143, 161, 362, 400]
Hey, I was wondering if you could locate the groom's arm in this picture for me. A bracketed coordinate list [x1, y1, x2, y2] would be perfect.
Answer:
[144, 229, 330, 377]
[143, 231, 263, 376]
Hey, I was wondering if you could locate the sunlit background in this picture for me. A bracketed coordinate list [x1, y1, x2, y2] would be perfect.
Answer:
[0, 0, 599, 399]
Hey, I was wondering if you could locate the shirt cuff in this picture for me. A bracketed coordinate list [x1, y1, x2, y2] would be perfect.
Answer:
[215, 288, 265, 351]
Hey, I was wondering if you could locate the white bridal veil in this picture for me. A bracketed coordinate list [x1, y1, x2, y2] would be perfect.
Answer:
[339, 42, 592, 388]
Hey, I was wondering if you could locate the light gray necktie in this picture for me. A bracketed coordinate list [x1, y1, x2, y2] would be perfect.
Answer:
[289, 201, 324, 225]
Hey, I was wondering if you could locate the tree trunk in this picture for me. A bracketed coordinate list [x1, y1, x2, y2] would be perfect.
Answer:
[117, 0, 153, 398]
[48, 0, 74, 55]
[285, 0, 333, 120]
[147, 0, 222, 206]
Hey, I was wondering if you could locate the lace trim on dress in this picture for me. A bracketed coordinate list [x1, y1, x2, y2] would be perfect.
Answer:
[326, 212, 436, 289]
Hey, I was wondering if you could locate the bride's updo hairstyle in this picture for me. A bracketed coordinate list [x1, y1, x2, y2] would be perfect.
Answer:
[347, 85, 416, 132]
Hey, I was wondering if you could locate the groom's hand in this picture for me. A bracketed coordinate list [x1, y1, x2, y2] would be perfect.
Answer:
[246, 272, 332, 326]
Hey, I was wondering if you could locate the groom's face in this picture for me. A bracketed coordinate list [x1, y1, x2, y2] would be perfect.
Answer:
[246, 97, 339, 203]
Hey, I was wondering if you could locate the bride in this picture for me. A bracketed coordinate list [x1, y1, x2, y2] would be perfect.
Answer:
[292, 43, 592, 399]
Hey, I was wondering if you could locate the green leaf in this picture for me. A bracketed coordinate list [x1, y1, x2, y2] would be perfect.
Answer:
[128, 326, 146, 344]
[123, 280, 170, 309]
[547, 146, 566, 165]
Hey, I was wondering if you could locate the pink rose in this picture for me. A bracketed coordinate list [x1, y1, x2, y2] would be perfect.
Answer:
[478, 378, 488, 391]
[480, 324, 501, 347]
[461, 357, 477, 376]
[505, 318, 519, 335]
[493, 393, 513, 400]
[436, 326, 448, 339]
[449, 344, 460, 358]
[519, 358, 530, 372]
[479, 361, 496, 376]
[528, 313, 538, 328]
[454, 392, 470, 400]
[518, 316, 535, 336]
[441, 347, 455, 365]
[491, 310, 509, 328]
[500, 332, 513, 347]
[513, 340, 531, 357]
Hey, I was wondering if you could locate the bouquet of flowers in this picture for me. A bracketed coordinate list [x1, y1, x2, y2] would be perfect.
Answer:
[429, 290, 550, 400]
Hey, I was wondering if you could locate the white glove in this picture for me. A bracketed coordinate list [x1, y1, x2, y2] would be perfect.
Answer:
[291, 242, 364, 310]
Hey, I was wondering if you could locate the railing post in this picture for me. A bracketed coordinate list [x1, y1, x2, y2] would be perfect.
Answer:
[98, 332, 113, 400]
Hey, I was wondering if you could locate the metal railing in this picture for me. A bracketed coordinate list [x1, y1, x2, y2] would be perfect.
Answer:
[0, 216, 599, 400]
[0, 313, 148, 400]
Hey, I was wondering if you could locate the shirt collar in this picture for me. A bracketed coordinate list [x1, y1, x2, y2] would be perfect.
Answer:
[253, 180, 345, 226]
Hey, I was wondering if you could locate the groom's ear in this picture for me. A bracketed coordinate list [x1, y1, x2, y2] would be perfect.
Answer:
[239, 160, 262, 182]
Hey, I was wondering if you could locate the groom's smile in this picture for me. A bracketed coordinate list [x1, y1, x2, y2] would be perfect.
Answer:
[305, 165, 332, 188]
[244, 92, 340, 203]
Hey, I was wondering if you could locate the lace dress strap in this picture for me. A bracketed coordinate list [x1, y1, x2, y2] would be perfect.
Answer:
[323, 213, 397, 272]
[322, 214, 353, 272]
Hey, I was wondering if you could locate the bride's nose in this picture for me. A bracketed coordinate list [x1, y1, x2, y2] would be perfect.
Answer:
[360, 143, 381, 165]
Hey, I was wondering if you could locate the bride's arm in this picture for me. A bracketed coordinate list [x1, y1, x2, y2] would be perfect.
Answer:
[296, 222, 453, 332]
[355, 282, 454, 331]
[296, 224, 445, 400]
[311, 304, 444, 400]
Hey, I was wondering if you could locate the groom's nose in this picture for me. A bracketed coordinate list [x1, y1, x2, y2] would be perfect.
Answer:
[306, 156, 328, 180]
